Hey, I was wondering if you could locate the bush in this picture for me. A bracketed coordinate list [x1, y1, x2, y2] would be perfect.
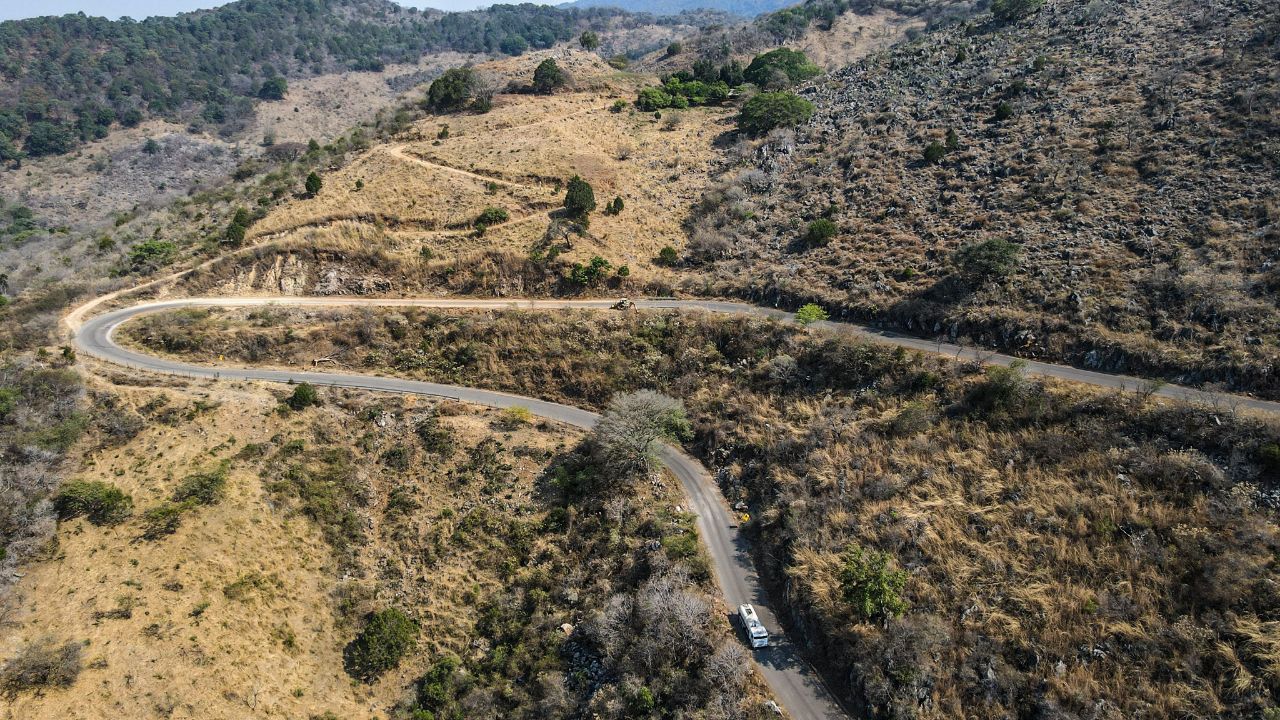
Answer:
[738, 92, 814, 136]
[258, 76, 288, 100]
[344, 608, 418, 681]
[286, 382, 320, 410]
[952, 238, 1020, 285]
[427, 67, 475, 112]
[569, 256, 612, 287]
[304, 172, 323, 196]
[476, 207, 509, 226]
[532, 58, 566, 94]
[795, 303, 829, 325]
[128, 239, 177, 272]
[636, 87, 672, 112]
[657, 245, 678, 266]
[992, 0, 1045, 21]
[743, 48, 820, 88]
[53, 481, 133, 526]
[173, 461, 229, 506]
[23, 121, 76, 157]
[610, 99, 627, 113]
[140, 502, 187, 540]
[416, 415, 455, 456]
[838, 545, 908, 621]
[579, 30, 600, 50]
[803, 218, 837, 247]
[922, 140, 947, 164]
[994, 100, 1014, 121]
[0, 637, 82, 696]
[563, 175, 596, 218]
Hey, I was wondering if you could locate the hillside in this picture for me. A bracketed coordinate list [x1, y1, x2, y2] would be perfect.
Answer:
[120, 304, 1280, 718]
[560, 0, 796, 19]
[687, 0, 1280, 397]
[1, 367, 775, 718]
[0, 0, 670, 158]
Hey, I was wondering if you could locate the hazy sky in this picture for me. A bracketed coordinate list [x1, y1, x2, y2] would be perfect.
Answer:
[0, 0, 497, 22]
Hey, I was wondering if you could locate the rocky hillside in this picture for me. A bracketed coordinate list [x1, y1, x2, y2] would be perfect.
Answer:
[688, 0, 1280, 396]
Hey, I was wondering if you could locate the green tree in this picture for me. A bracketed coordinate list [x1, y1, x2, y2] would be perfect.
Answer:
[803, 218, 837, 247]
[738, 92, 814, 136]
[952, 238, 1020, 285]
[992, 0, 1045, 21]
[128, 239, 177, 272]
[923, 140, 947, 164]
[23, 122, 76, 157]
[720, 59, 746, 87]
[838, 545, 908, 621]
[945, 128, 960, 151]
[287, 382, 320, 410]
[532, 58, 566, 94]
[795, 303, 829, 325]
[563, 175, 596, 217]
[579, 30, 600, 51]
[53, 481, 133, 526]
[305, 171, 322, 197]
[569, 256, 612, 287]
[258, 76, 288, 100]
[664, 41, 682, 58]
[743, 48, 820, 88]
[426, 67, 475, 112]
[656, 245, 678, 266]
[343, 608, 418, 681]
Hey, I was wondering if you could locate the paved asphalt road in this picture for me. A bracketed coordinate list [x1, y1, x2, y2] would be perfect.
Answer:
[71, 294, 1280, 720]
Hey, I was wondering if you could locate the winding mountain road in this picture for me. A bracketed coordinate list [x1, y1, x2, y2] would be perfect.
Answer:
[67, 294, 1280, 720]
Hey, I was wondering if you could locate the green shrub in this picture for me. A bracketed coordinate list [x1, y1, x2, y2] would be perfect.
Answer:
[803, 218, 837, 247]
[305, 172, 322, 196]
[53, 481, 133, 526]
[922, 140, 947, 164]
[532, 58, 566, 94]
[994, 100, 1014, 121]
[286, 382, 320, 410]
[838, 545, 908, 621]
[569, 256, 612, 287]
[656, 245, 678, 266]
[579, 30, 600, 50]
[738, 92, 814, 136]
[344, 608, 418, 681]
[173, 461, 229, 506]
[795, 303, 829, 325]
[416, 415, 455, 456]
[992, 0, 1045, 21]
[743, 48, 820, 88]
[427, 67, 475, 112]
[476, 207, 509, 226]
[1259, 443, 1280, 473]
[610, 99, 627, 113]
[563, 175, 596, 218]
[952, 238, 1020, 285]
[128, 239, 177, 272]
[140, 502, 187, 540]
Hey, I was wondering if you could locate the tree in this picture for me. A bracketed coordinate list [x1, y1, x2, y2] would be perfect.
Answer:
[23, 121, 76, 157]
[579, 30, 600, 51]
[720, 60, 746, 87]
[743, 48, 820, 88]
[476, 207, 509, 226]
[737, 92, 814, 136]
[803, 218, 837, 247]
[838, 545, 908, 621]
[258, 76, 288, 100]
[286, 382, 319, 410]
[922, 140, 947, 164]
[563, 175, 596, 217]
[952, 238, 1020, 285]
[128, 239, 177, 272]
[343, 608, 417, 681]
[795, 303, 829, 325]
[656, 245, 678, 266]
[532, 58, 566, 94]
[591, 391, 690, 478]
[305, 171, 322, 197]
[992, 0, 1045, 21]
[427, 67, 475, 112]
[664, 41, 682, 58]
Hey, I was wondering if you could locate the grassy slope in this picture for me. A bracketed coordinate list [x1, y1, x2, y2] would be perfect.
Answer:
[689, 0, 1280, 397]
[1, 372, 770, 718]
[122, 304, 1280, 718]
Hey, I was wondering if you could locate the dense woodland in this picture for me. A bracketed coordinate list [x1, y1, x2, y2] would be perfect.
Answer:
[0, 0, 646, 155]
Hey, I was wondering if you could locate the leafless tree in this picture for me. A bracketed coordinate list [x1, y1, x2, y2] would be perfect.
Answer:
[591, 391, 689, 479]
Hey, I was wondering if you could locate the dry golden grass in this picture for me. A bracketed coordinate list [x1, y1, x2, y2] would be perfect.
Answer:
[0, 374, 584, 719]
[240, 49, 732, 286]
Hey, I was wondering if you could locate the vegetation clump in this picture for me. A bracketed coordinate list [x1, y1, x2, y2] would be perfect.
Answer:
[737, 92, 814, 136]
[837, 545, 908, 621]
[172, 461, 230, 506]
[743, 47, 820, 88]
[52, 481, 133, 526]
[343, 608, 418, 681]
[563, 175, 596, 218]
[286, 382, 320, 411]
[0, 637, 82, 697]
[803, 218, 837, 247]
[532, 58, 566, 95]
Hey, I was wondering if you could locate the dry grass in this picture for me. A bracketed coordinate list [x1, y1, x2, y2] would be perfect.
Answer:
[121, 304, 1280, 718]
